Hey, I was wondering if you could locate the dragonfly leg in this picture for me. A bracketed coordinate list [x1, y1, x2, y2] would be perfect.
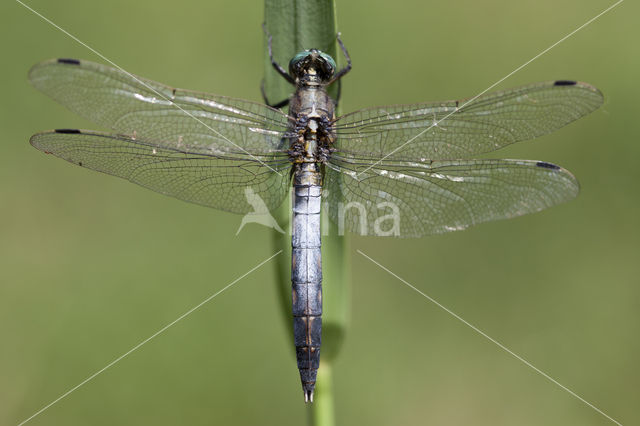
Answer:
[262, 23, 296, 85]
[328, 32, 352, 85]
[261, 79, 290, 109]
[334, 79, 343, 105]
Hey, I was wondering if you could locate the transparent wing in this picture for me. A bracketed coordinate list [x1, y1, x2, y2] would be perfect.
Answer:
[30, 129, 291, 214]
[333, 81, 603, 161]
[29, 59, 292, 159]
[324, 157, 578, 237]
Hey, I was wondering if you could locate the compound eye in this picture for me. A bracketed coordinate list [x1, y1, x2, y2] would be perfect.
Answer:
[318, 52, 337, 75]
[289, 51, 311, 75]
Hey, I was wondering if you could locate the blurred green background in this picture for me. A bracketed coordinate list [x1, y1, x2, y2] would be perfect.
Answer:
[1, 0, 638, 424]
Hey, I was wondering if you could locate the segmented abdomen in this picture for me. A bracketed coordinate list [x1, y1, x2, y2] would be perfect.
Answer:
[291, 163, 322, 402]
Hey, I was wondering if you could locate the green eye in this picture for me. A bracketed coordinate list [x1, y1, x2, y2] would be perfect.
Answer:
[318, 52, 336, 71]
[289, 51, 311, 69]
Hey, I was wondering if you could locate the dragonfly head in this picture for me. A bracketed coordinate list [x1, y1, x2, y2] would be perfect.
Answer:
[289, 49, 336, 83]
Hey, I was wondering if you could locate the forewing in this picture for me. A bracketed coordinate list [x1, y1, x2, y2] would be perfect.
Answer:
[30, 130, 291, 214]
[29, 59, 292, 158]
[333, 81, 602, 161]
[324, 157, 579, 237]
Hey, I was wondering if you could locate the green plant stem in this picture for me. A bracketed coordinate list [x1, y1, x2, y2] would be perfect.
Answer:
[308, 363, 335, 426]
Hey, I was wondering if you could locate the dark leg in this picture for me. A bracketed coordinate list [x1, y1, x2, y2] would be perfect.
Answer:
[328, 32, 352, 85]
[335, 79, 342, 105]
[261, 79, 290, 109]
[262, 23, 295, 85]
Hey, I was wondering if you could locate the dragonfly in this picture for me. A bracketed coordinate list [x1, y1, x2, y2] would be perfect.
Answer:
[28, 34, 603, 402]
